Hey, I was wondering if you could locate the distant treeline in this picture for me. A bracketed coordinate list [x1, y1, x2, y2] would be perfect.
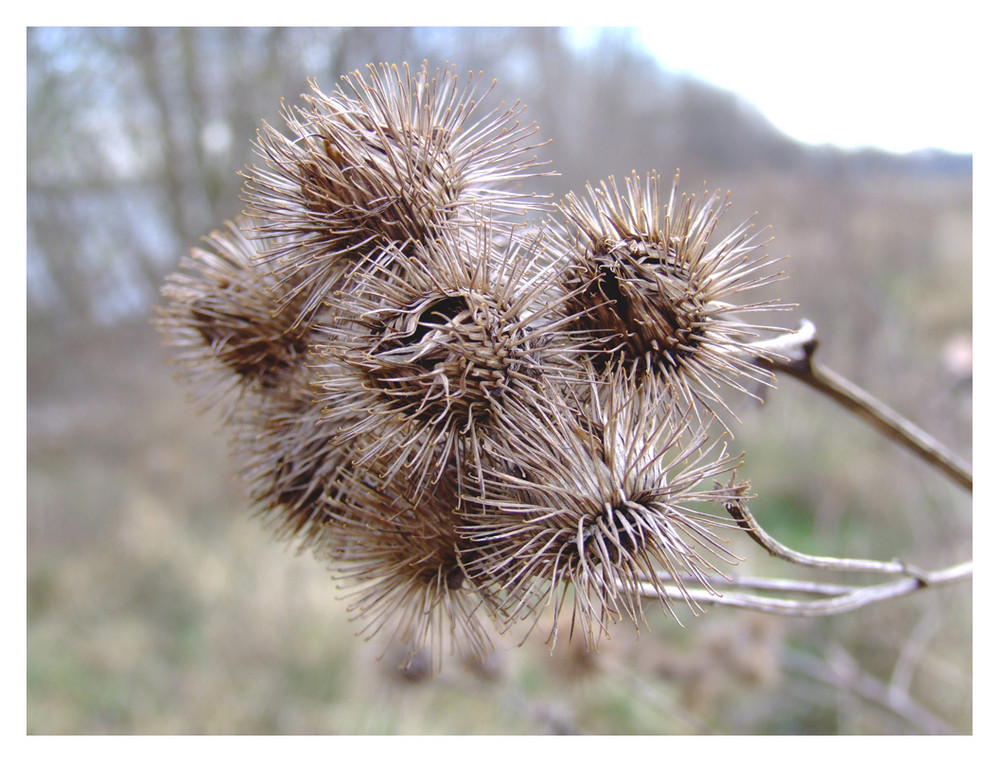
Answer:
[27, 27, 971, 334]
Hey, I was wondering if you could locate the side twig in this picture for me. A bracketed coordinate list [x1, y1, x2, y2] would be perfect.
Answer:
[633, 477, 972, 616]
[638, 560, 971, 617]
[724, 487, 930, 578]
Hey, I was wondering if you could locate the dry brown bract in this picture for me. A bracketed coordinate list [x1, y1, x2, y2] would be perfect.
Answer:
[321, 462, 499, 668]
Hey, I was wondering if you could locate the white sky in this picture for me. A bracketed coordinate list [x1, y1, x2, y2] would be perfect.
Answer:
[630, 4, 983, 154]
[18, 2, 988, 153]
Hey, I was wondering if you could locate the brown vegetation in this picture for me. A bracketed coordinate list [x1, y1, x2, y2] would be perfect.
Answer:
[27, 28, 971, 734]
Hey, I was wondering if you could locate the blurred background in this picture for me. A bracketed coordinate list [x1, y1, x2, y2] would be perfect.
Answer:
[26, 26, 972, 734]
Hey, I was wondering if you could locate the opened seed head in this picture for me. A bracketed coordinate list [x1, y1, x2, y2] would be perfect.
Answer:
[316, 223, 591, 492]
[555, 170, 791, 421]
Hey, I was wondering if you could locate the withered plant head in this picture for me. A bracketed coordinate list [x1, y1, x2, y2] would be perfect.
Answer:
[315, 221, 593, 493]
[554, 170, 790, 422]
[155, 59, 813, 671]
[156, 218, 315, 414]
[459, 369, 747, 651]
[241, 61, 552, 322]
[320, 460, 498, 669]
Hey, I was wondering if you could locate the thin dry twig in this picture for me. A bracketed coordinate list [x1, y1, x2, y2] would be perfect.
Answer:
[665, 573, 858, 597]
[724, 490, 932, 578]
[628, 452, 971, 617]
[751, 320, 972, 492]
[626, 481, 973, 616]
[638, 560, 971, 617]
[636, 472, 971, 615]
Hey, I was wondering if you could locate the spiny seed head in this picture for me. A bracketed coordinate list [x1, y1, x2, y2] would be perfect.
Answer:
[315, 222, 593, 492]
[230, 368, 366, 552]
[155, 60, 796, 672]
[554, 170, 791, 422]
[241, 61, 552, 322]
[320, 462, 498, 669]
[156, 218, 315, 412]
[459, 370, 746, 650]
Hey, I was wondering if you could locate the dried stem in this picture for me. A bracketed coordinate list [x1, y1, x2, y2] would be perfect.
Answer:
[724, 491, 932, 577]
[665, 573, 857, 597]
[751, 320, 972, 492]
[625, 428, 972, 617]
[637, 559, 971, 617]
[632, 484, 971, 616]
[888, 610, 941, 706]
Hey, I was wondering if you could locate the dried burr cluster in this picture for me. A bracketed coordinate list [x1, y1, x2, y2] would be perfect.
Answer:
[158, 61, 791, 667]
